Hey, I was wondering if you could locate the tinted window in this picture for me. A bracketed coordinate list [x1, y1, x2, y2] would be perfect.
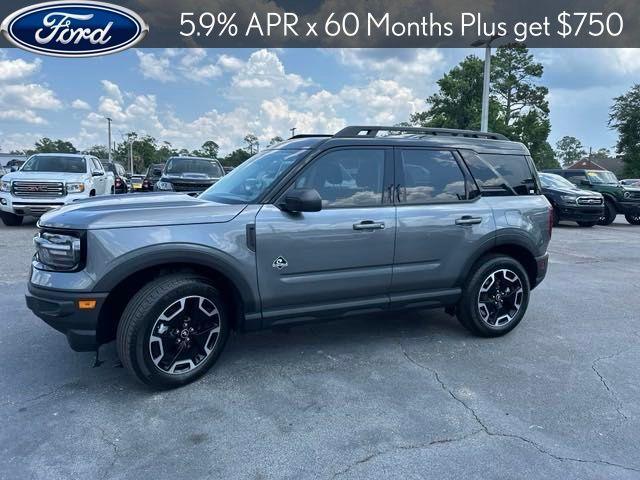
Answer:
[564, 171, 589, 185]
[22, 155, 86, 173]
[399, 150, 468, 203]
[464, 152, 536, 195]
[294, 149, 385, 207]
[165, 158, 223, 176]
[539, 173, 577, 190]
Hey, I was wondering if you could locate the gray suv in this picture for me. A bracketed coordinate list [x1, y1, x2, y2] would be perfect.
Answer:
[26, 126, 552, 388]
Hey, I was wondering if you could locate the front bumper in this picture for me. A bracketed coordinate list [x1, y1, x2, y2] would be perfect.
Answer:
[556, 203, 604, 223]
[0, 192, 86, 217]
[618, 201, 640, 215]
[25, 283, 107, 352]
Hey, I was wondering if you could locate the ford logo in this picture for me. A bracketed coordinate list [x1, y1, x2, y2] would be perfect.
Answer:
[1, 1, 148, 57]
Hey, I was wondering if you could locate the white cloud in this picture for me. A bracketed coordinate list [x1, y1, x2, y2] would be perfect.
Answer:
[135, 49, 242, 83]
[0, 57, 42, 82]
[71, 99, 91, 110]
[136, 50, 175, 82]
[0, 110, 47, 125]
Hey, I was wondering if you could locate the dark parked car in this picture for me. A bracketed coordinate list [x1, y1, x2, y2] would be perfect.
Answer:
[154, 156, 225, 194]
[223, 166, 234, 175]
[27, 125, 551, 388]
[543, 169, 640, 225]
[620, 179, 640, 187]
[539, 173, 604, 227]
[101, 161, 130, 194]
[142, 163, 165, 191]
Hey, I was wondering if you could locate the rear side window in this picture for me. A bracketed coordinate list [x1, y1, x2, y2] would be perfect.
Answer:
[398, 149, 471, 203]
[462, 152, 537, 196]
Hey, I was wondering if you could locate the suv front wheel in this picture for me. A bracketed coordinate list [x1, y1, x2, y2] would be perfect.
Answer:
[117, 274, 230, 388]
[625, 213, 640, 225]
[457, 255, 531, 337]
[598, 200, 617, 226]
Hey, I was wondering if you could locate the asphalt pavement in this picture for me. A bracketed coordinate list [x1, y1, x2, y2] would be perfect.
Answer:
[1, 216, 639, 479]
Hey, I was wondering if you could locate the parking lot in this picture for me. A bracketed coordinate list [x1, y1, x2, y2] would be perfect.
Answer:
[1, 217, 639, 479]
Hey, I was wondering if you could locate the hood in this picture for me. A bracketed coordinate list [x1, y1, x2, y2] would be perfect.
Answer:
[39, 192, 247, 230]
[162, 172, 220, 181]
[544, 185, 601, 197]
[2, 171, 89, 182]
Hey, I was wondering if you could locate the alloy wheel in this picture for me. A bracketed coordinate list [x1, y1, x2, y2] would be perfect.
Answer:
[148, 295, 221, 374]
[477, 269, 524, 327]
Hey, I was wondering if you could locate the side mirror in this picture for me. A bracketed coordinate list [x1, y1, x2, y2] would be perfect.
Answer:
[281, 188, 322, 213]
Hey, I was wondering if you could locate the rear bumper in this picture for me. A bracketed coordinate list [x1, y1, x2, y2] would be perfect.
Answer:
[25, 283, 107, 352]
[533, 253, 549, 289]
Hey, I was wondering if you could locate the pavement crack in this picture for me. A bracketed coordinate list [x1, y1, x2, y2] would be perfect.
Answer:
[331, 430, 483, 479]
[591, 349, 631, 421]
[96, 425, 119, 480]
[398, 342, 640, 474]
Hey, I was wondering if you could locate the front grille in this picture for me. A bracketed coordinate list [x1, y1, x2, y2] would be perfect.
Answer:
[626, 191, 640, 200]
[577, 197, 603, 205]
[172, 182, 212, 192]
[12, 181, 65, 197]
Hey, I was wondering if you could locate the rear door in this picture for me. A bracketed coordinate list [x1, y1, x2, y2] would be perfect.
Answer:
[255, 146, 396, 322]
[391, 148, 495, 301]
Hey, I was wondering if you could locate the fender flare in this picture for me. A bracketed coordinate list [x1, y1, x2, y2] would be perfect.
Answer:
[93, 243, 259, 316]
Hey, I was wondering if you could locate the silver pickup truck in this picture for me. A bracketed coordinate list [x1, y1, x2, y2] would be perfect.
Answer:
[26, 126, 552, 389]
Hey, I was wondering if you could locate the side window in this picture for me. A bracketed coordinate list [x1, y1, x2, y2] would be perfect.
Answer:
[293, 149, 385, 208]
[91, 158, 102, 173]
[398, 149, 469, 203]
[565, 172, 588, 185]
[462, 152, 536, 196]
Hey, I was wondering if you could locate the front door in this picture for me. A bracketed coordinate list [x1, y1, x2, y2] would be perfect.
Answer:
[391, 148, 495, 301]
[255, 147, 395, 323]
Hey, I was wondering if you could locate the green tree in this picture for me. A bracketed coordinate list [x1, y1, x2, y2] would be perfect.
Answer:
[609, 84, 640, 176]
[222, 148, 252, 167]
[244, 134, 259, 154]
[268, 136, 284, 146]
[555, 136, 586, 167]
[592, 148, 612, 160]
[198, 140, 219, 158]
[27, 137, 78, 154]
[411, 45, 552, 168]
[84, 145, 109, 158]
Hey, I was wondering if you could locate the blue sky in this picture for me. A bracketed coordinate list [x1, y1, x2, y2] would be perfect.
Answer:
[0, 48, 638, 156]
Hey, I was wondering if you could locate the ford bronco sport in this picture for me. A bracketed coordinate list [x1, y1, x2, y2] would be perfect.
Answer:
[26, 126, 551, 388]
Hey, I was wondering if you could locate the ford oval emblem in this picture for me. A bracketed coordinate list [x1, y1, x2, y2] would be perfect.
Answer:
[1, 1, 149, 57]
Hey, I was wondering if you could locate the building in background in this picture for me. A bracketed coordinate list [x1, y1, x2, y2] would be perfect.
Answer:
[568, 156, 625, 177]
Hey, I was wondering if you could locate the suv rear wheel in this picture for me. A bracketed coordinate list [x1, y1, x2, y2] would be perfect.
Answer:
[117, 274, 230, 388]
[457, 255, 531, 337]
[0, 211, 23, 226]
[598, 200, 617, 226]
[625, 214, 640, 225]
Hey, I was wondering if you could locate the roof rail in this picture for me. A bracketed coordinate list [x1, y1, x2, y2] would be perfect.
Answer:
[289, 134, 332, 139]
[334, 126, 509, 141]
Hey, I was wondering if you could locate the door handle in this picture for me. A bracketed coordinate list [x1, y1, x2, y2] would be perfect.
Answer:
[455, 216, 482, 226]
[353, 221, 385, 231]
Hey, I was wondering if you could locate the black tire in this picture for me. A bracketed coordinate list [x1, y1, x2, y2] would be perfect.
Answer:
[117, 274, 230, 389]
[625, 214, 640, 225]
[598, 200, 617, 226]
[577, 221, 597, 228]
[0, 211, 23, 226]
[456, 255, 531, 337]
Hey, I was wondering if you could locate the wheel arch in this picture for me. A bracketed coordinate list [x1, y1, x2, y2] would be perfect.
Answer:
[458, 233, 539, 290]
[94, 245, 260, 345]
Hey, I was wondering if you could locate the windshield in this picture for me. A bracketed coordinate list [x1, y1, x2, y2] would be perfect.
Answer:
[21, 155, 86, 173]
[540, 173, 578, 190]
[200, 149, 307, 204]
[587, 170, 618, 184]
[165, 158, 223, 176]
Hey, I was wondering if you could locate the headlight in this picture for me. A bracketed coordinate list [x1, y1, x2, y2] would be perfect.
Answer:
[156, 180, 173, 191]
[34, 232, 82, 271]
[66, 182, 85, 193]
[0, 180, 10, 192]
[560, 195, 578, 204]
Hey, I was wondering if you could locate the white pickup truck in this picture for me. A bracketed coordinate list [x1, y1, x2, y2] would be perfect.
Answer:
[0, 153, 115, 226]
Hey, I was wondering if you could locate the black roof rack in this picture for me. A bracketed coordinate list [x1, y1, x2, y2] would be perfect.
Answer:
[289, 134, 332, 139]
[334, 126, 509, 141]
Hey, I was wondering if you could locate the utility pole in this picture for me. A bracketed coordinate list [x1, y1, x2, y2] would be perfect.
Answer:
[471, 34, 504, 133]
[290, 127, 296, 138]
[106, 117, 112, 161]
[129, 139, 134, 175]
